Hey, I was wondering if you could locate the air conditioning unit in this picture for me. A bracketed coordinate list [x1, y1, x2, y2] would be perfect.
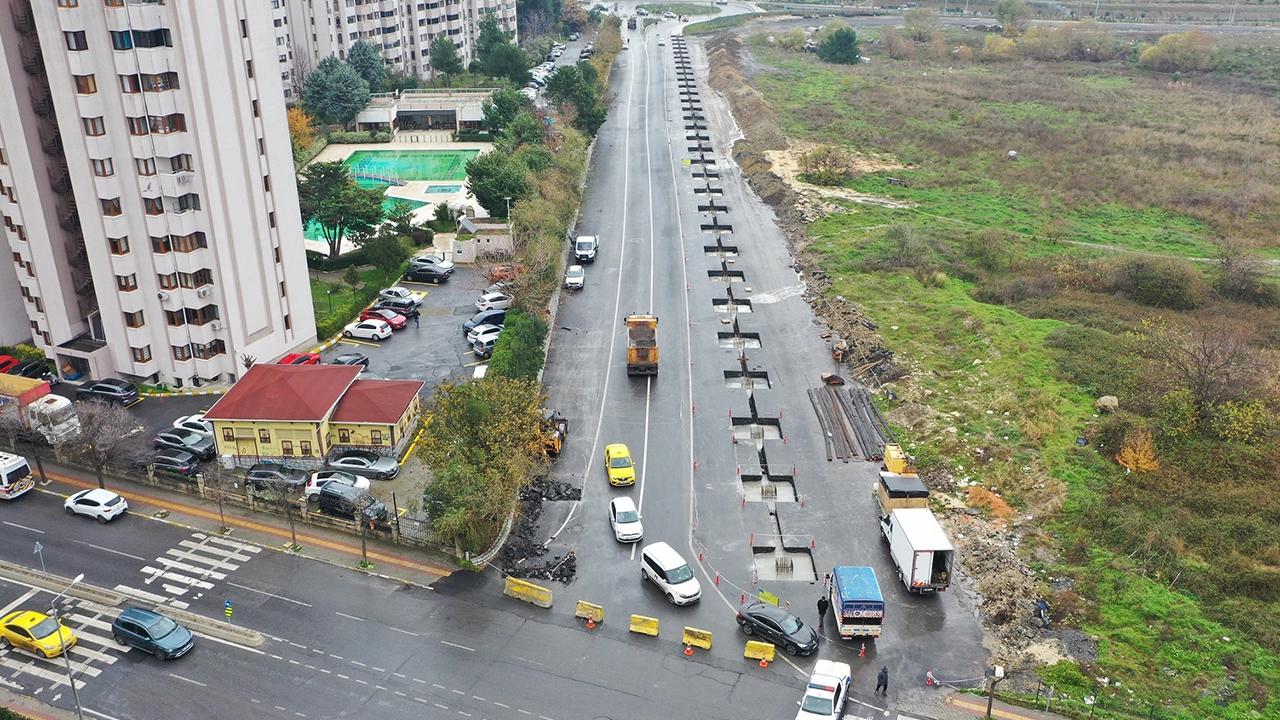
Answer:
[196, 287, 212, 298]
[210, 320, 223, 331]
[176, 174, 191, 185]
[157, 291, 170, 301]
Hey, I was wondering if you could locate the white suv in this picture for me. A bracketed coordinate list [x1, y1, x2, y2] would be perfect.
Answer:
[305, 470, 370, 500]
[795, 660, 852, 720]
[640, 542, 701, 605]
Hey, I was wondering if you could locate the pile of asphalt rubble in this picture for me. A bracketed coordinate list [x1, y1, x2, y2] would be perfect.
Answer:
[498, 478, 580, 583]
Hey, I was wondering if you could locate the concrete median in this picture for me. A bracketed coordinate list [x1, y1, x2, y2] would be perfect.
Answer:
[0, 560, 125, 607]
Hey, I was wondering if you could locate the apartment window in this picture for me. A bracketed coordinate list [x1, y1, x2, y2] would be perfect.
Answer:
[32, 297, 43, 313]
[251, 100, 260, 117]
[57, 0, 78, 7]
[91, 158, 114, 177]
[151, 235, 171, 254]
[10, 252, 19, 265]
[257, 138, 265, 155]
[246, 60, 254, 78]
[222, 428, 234, 442]
[110, 31, 133, 51]
[64, 31, 88, 51]
[172, 232, 206, 252]
[148, 114, 186, 134]
[131, 29, 172, 49]
[100, 197, 122, 216]
[174, 194, 200, 213]
[144, 197, 163, 215]
[172, 345, 191, 361]
[82, 117, 106, 136]
[116, 274, 137, 291]
[73, 75, 97, 94]
[158, 273, 180, 290]
[284, 314, 291, 331]
[268, 211, 276, 228]
[178, 269, 212, 288]
[191, 340, 225, 360]
[338, 428, 350, 443]
[185, 305, 219, 325]
[170, 154, 192, 172]
[135, 158, 156, 176]
[371, 430, 383, 445]
[131, 346, 152, 363]
[108, 236, 129, 255]
[240, 19, 248, 38]
[164, 309, 184, 325]
[258, 429, 270, 443]
[279, 281, 286, 297]
[262, 175, 271, 192]
[123, 310, 144, 328]
[281, 441, 293, 456]
[141, 72, 178, 92]
[273, 246, 281, 264]
[300, 441, 311, 456]
[104, 0, 123, 6]
[126, 116, 148, 135]
[119, 74, 141, 94]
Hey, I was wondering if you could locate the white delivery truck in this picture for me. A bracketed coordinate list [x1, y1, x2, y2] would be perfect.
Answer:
[879, 507, 955, 594]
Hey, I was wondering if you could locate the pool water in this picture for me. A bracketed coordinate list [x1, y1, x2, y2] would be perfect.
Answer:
[344, 149, 478, 187]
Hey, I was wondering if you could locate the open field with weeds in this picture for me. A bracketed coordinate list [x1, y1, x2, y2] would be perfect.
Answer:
[732, 22, 1280, 719]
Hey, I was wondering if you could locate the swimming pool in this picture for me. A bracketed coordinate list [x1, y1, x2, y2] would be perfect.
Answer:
[344, 149, 479, 188]
[304, 197, 428, 241]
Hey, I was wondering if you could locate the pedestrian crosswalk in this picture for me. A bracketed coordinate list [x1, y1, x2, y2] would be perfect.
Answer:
[114, 532, 261, 609]
[0, 598, 128, 692]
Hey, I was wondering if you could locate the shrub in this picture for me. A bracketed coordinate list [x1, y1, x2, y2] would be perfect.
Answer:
[902, 8, 938, 42]
[1113, 257, 1203, 310]
[1153, 388, 1199, 442]
[882, 27, 914, 61]
[328, 130, 391, 144]
[306, 248, 368, 271]
[1044, 326, 1139, 398]
[817, 28, 862, 65]
[777, 29, 807, 52]
[981, 35, 1018, 61]
[1115, 426, 1159, 472]
[486, 310, 549, 381]
[800, 145, 854, 186]
[456, 129, 496, 142]
[876, 224, 932, 269]
[1138, 31, 1214, 73]
[1209, 400, 1272, 444]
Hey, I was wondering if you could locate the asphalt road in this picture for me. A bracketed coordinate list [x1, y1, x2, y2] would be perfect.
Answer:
[536, 8, 986, 716]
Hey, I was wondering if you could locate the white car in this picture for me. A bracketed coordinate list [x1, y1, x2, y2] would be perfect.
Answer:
[520, 87, 538, 101]
[608, 497, 643, 542]
[377, 286, 425, 306]
[564, 265, 585, 291]
[470, 325, 503, 348]
[343, 319, 393, 341]
[64, 488, 128, 524]
[794, 660, 852, 720]
[640, 541, 701, 605]
[474, 292, 513, 311]
[172, 413, 213, 438]
[663, 11, 676, 18]
[409, 254, 454, 272]
[466, 322, 504, 345]
[304, 470, 370, 500]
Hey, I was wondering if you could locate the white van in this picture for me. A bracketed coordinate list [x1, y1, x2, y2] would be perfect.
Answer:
[640, 541, 701, 605]
[0, 452, 34, 500]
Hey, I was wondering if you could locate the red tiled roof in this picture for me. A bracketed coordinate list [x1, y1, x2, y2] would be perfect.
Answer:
[204, 364, 363, 422]
[331, 379, 424, 425]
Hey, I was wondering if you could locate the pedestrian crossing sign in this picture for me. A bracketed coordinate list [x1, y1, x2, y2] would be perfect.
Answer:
[224, 600, 233, 619]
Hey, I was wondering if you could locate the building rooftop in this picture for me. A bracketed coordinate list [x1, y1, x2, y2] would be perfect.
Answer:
[204, 365, 362, 422]
[331, 379, 424, 425]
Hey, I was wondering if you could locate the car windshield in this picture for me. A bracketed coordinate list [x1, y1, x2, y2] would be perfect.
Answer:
[800, 694, 833, 715]
[576, 241, 593, 250]
[29, 618, 59, 639]
[667, 564, 694, 583]
[616, 510, 639, 523]
[609, 457, 632, 469]
[778, 614, 803, 634]
[150, 617, 179, 639]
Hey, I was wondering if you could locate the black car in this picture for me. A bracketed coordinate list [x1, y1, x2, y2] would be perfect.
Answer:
[330, 352, 369, 367]
[404, 266, 449, 284]
[462, 308, 507, 335]
[76, 378, 138, 405]
[12, 360, 57, 384]
[151, 448, 200, 477]
[317, 482, 388, 524]
[245, 462, 308, 493]
[736, 601, 819, 656]
[154, 429, 216, 460]
[373, 298, 420, 319]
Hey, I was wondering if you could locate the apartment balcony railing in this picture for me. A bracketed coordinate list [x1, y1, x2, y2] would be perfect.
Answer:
[10, 0, 33, 34]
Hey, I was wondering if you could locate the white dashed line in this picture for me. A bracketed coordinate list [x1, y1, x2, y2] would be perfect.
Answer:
[458, 712, 471, 718]
[355, 679, 368, 685]
[303, 664, 316, 670]
[168, 674, 206, 687]
[494, 702, 510, 709]
[294, 713, 306, 718]
[337, 674, 350, 680]
[440, 640, 475, 652]
[328, 654, 343, 660]
[432, 683, 446, 690]
[318, 669, 331, 674]
[288, 660, 300, 665]
[472, 695, 486, 702]
[371, 666, 385, 672]
[350, 660, 367, 668]
[394, 691, 407, 697]
[268, 654, 283, 660]
[392, 672, 406, 678]
[389, 627, 420, 637]
[375, 685, 387, 691]
[518, 710, 532, 716]
[288, 642, 306, 649]
[414, 697, 429, 704]
[334, 612, 365, 622]
[434, 703, 449, 710]
[451, 689, 464, 695]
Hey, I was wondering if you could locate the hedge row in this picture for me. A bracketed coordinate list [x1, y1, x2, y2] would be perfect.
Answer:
[328, 131, 392, 144]
[305, 248, 368, 271]
[455, 129, 495, 142]
[486, 311, 549, 381]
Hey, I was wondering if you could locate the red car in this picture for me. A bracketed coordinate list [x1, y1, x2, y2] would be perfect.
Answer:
[278, 353, 321, 365]
[359, 308, 408, 330]
[0, 356, 18, 373]
[483, 264, 525, 282]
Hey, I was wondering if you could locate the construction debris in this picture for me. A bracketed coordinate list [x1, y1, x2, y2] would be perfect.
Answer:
[498, 478, 581, 583]
[807, 384, 894, 462]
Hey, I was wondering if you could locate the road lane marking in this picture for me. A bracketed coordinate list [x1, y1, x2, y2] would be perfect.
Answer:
[71, 540, 143, 561]
[0, 589, 40, 618]
[225, 581, 312, 607]
[83, 709, 122, 720]
[350, 660, 367, 667]
[371, 666, 385, 672]
[434, 704, 449, 710]
[494, 702, 510, 709]
[334, 612, 365, 622]
[432, 682, 446, 689]
[168, 673, 206, 687]
[337, 673, 349, 680]
[472, 695, 486, 701]
[2, 521, 43, 534]
[440, 640, 474, 652]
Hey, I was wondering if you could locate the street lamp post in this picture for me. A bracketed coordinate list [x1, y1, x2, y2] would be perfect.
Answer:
[51, 572, 85, 720]
[985, 665, 1005, 719]
[503, 196, 513, 242]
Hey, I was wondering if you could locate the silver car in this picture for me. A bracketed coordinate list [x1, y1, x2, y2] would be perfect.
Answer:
[325, 449, 399, 480]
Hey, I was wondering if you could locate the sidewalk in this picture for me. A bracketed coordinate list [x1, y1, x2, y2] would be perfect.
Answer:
[37, 461, 457, 587]
[946, 692, 1074, 720]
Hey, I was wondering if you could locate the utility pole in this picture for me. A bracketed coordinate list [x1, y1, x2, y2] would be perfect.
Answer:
[985, 665, 1006, 719]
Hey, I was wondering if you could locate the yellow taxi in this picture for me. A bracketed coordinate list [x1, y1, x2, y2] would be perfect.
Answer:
[603, 443, 636, 486]
[0, 610, 77, 658]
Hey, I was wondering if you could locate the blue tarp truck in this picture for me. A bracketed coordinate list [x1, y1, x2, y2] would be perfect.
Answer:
[830, 566, 885, 639]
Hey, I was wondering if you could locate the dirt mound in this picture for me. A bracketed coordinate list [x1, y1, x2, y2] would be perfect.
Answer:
[763, 144, 912, 209]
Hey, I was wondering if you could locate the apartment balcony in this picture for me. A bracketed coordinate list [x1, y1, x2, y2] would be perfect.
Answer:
[19, 40, 43, 77]
[178, 284, 217, 310]
[38, 125, 62, 157]
[169, 246, 212, 275]
[158, 170, 196, 197]
[46, 163, 71, 194]
[10, 0, 34, 35]
[57, 205, 81, 233]
[183, 318, 223, 346]
[29, 85, 53, 117]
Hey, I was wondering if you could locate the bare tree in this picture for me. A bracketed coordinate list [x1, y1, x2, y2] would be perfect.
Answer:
[1214, 240, 1277, 306]
[256, 474, 303, 551]
[290, 45, 315, 100]
[71, 401, 141, 489]
[352, 490, 383, 568]
[1139, 318, 1268, 412]
[200, 461, 238, 535]
[0, 404, 26, 451]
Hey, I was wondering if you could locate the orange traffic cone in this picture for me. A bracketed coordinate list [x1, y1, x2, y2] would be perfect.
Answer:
[758, 657, 769, 668]
[859, 642, 866, 658]
[683, 644, 694, 657]
[586, 617, 596, 630]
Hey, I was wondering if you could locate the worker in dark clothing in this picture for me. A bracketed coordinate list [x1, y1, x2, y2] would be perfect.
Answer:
[816, 595, 829, 626]
[875, 666, 889, 696]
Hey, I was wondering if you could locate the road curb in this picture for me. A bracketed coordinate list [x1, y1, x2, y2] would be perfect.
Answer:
[0, 560, 125, 607]
[139, 600, 265, 648]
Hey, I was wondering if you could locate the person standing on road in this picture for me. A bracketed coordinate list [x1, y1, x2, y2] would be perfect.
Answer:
[816, 595, 829, 626]
[413, 314, 420, 329]
[875, 666, 889, 696]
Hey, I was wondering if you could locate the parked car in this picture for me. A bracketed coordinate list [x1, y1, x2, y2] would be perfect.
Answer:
[326, 448, 399, 480]
[245, 462, 308, 493]
[111, 607, 194, 660]
[472, 335, 497, 359]
[154, 429, 216, 460]
[404, 265, 450, 284]
[76, 378, 138, 405]
[463, 308, 507, 336]
[519, 87, 539, 102]
[0, 356, 20, 374]
[343, 319, 393, 341]
[278, 353, 321, 365]
[409, 254, 454, 273]
[377, 286, 425, 306]
[564, 265, 585, 291]
[317, 481, 388, 523]
[64, 488, 128, 523]
[330, 352, 369, 367]
[569, 32, 580, 41]
[608, 496, 643, 542]
[794, 660, 852, 720]
[485, 280, 513, 295]
[304, 470, 370, 500]
[466, 323, 503, 345]
[736, 601, 819, 656]
[474, 291, 513, 312]
[359, 308, 408, 330]
[640, 541, 701, 605]
[172, 413, 213, 438]
[603, 443, 636, 486]
[0, 610, 75, 658]
[574, 235, 599, 263]
[11, 359, 55, 383]
[373, 298, 420, 319]
[663, 10, 676, 18]
[150, 448, 200, 477]
[470, 325, 503, 349]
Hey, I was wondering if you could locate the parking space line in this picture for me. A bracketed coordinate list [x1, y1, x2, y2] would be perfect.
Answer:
[338, 339, 379, 348]
[461, 359, 487, 368]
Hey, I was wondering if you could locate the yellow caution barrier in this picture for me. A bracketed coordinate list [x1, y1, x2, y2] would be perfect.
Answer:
[574, 600, 604, 625]
[744, 640, 776, 663]
[502, 577, 553, 608]
[682, 626, 713, 650]
[629, 614, 660, 636]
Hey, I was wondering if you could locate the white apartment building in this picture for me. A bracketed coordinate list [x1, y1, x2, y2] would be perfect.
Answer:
[0, 0, 317, 388]
[276, 0, 519, 99]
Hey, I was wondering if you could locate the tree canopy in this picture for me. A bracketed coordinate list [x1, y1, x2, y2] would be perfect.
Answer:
[465, 152, 529, 218]
[817, 28, 861, 65]
[346, 40, 387, 92]
[302, 57, 371, 125]
[482, 87, 526, 132]
[545, 64, 606, 136]
[429, 35, 464, 84]
[485, 44, 530, 85]
[297, 161, 386, 259]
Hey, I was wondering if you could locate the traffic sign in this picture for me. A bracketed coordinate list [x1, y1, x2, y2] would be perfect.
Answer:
[224, 599, 234, 620]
